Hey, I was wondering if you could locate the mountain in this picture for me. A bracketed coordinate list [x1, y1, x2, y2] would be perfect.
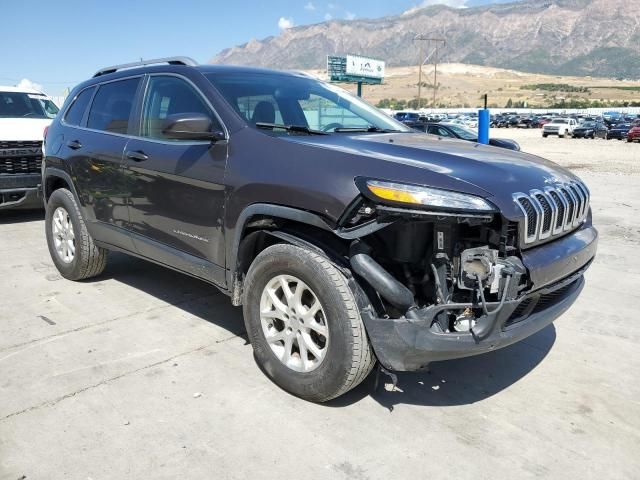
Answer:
[209, 0, 640, 79]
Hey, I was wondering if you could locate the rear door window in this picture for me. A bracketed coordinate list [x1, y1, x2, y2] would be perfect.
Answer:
[64, 87, 95, 126]
[87, 78, 140, 134]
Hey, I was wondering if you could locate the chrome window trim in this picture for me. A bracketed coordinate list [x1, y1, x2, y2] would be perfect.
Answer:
[59, 72, 229, 146]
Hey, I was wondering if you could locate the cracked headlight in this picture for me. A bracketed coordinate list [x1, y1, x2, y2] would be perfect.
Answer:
[363, 179, 495, 211]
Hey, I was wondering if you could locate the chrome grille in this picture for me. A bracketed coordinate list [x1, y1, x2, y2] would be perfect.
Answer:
[513, 181, 590, 245]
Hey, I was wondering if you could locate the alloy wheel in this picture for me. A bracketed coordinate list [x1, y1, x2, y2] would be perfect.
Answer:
[259, 274, 329, 372]
[51, 207, 75, 263]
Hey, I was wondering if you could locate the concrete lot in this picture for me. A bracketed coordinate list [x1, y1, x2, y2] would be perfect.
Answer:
[1, 129, 639, 479]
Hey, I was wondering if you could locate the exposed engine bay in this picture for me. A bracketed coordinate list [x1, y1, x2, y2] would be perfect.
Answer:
[342, 202, 529, 338]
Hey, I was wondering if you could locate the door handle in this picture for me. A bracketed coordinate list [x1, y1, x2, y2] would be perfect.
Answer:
[125, 150, 149, 162]
[67, 140, 82, 150]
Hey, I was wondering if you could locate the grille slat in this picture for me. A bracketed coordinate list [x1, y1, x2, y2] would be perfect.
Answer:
[535, 194, 553, 233]
[514, 181, 590, 245]
[0, 141, 43, 175]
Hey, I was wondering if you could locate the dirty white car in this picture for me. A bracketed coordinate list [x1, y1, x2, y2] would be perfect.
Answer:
[542, 117, 577, 138]
[0, 86, 58, 209]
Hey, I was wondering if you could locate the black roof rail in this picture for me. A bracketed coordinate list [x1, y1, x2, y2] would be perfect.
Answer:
[93, 56, 198, 77]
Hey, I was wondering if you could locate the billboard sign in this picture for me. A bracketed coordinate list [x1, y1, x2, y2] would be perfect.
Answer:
[345, 55, 385, 80]
[327, 54, 384, 85]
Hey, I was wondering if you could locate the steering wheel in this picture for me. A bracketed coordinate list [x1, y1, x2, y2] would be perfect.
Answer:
[22, 112, 38, 118]
[322, 122, 343, 132]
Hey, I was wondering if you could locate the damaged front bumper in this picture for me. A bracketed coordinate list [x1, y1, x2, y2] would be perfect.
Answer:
[361, 224, 597, 371]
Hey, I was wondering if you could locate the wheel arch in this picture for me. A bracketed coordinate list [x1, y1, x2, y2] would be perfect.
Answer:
[227, 204, 350, 306]
[43, 168, 80, 204]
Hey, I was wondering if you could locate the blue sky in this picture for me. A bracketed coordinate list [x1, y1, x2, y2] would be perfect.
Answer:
[1, 0, 512, 96]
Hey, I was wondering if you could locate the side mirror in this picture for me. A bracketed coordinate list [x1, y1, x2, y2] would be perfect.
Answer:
[161, 113, 225, 142]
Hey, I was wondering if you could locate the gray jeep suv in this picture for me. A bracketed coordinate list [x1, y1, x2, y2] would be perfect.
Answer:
[41, 57, 597, 402]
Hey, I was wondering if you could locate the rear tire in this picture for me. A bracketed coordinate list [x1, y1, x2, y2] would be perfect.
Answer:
[243, 244, 375, 402]
[45, 188, 107, 281]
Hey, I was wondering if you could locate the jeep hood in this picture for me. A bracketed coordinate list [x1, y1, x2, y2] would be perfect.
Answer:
[285, 132, 581, 218]
[0, 118, 51, 141]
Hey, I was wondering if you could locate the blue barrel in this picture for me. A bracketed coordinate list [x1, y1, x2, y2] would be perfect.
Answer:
[478, 109, 490, 145]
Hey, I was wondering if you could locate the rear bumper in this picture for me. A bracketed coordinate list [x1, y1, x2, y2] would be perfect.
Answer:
[362, 225, 597, 371]
[0, 174, 42, 210]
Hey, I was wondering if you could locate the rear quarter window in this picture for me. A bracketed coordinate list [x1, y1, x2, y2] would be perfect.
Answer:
[64, 87, 95, 126]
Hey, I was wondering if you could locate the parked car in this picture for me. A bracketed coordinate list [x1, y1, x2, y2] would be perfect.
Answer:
[607, 123, 633, 140]
[41, 57, 597, 402]
[0, 85, 58, 210]
[421, 122, 520, 150]
[394, 112, 421, 124]
[537, 117, 552, 128]
[543, 118, 578, 138]
[603, 111, 623, 127]
[517, 116, 541, 129]
[493, 115, 510, 128]
[506, 115, 520, 128]
[572, 120, 608, 139]
[627, 125, 640, 143]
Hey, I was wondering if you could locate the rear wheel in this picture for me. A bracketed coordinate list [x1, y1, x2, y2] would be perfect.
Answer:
[45, 188, 107, 280]
[243, 244, 375, 402]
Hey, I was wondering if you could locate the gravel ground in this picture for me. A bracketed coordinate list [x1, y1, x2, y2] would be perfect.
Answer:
[1, 130, 639, 480]
[496, 127, 640, 175]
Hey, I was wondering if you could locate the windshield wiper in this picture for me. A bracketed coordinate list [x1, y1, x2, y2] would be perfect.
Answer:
[334, 126, 402, 133]
[255, 122, 328, 135]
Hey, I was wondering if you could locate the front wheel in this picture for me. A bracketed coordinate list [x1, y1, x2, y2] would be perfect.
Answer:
[243, 244, 375, 402]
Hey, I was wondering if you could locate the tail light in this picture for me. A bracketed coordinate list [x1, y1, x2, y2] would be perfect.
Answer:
[43, 125, 49, 142]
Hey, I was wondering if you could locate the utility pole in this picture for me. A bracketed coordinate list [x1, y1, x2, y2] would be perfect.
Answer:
[413, 35, 446, 109]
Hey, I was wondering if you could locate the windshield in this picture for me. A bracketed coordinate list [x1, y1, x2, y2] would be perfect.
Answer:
[445, 124, 478, 141]
[581, 122, 596, 128]
[204, 72, 410, 134]
[550, 119, 567, 124]
[0, 92, 59, 119]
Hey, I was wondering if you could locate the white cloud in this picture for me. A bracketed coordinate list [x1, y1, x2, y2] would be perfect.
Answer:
[16, 78, 44, 92]
[278, 17, 294, 30]
[403, 0, 468, 15]
[345, 11, 356, 20]
[304, 2, 315, 10]
[324, 13, 332, 21]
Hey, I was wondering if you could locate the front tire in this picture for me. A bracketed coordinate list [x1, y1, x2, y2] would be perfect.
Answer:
[243, 244, 375, 402]
[45, 188, 107, 281]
